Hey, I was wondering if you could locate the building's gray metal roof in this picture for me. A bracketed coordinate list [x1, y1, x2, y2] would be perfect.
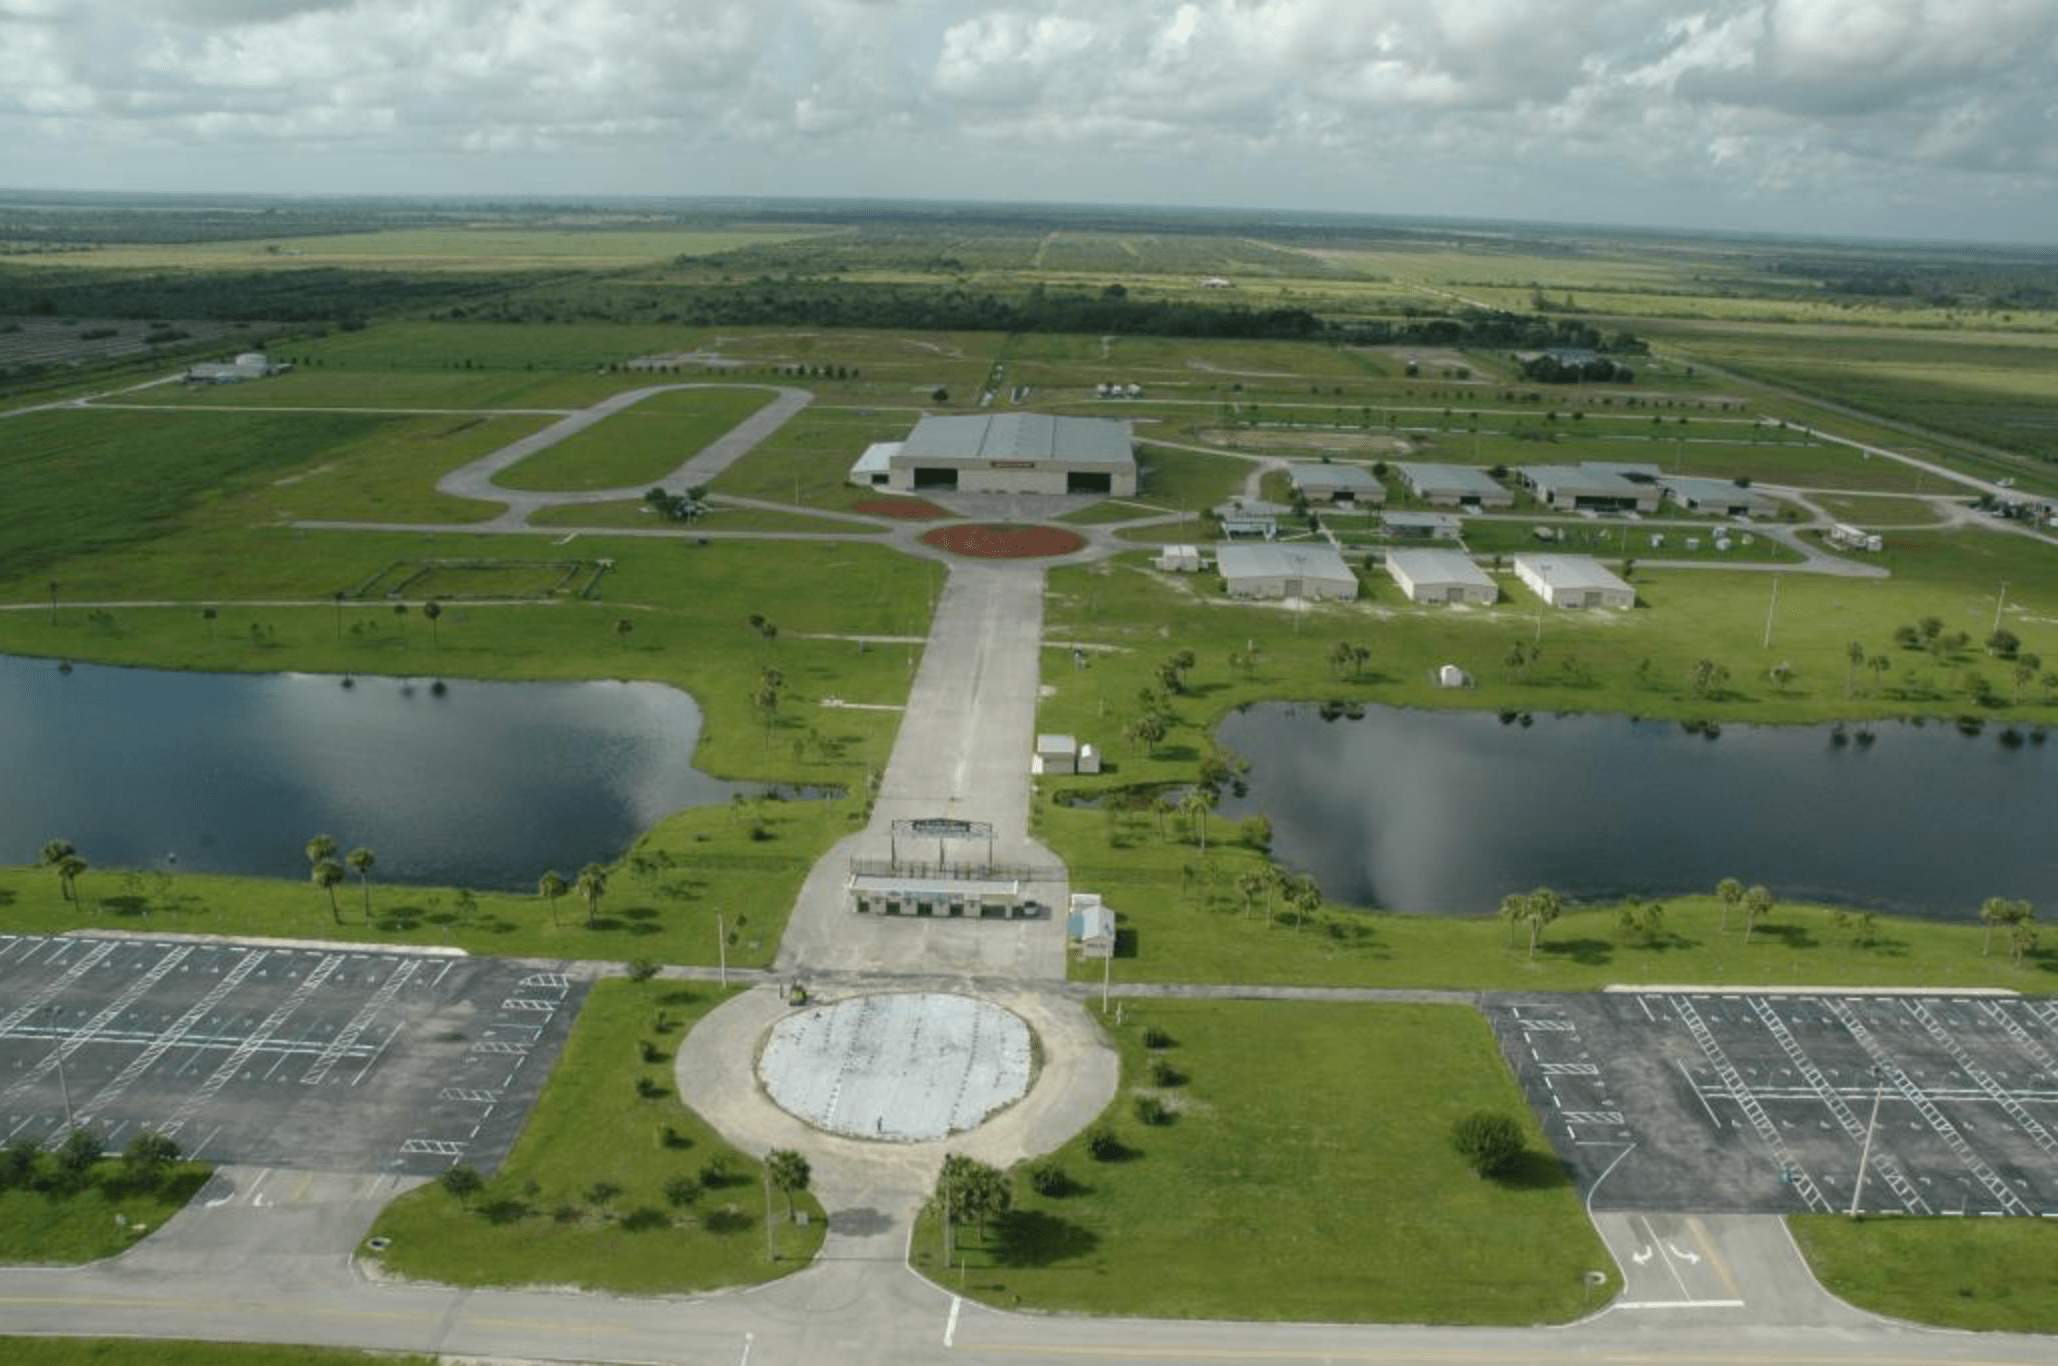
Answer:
[1216, 543, 1356, 582]
[1381, 511, 1464, 532]
[900, 414, 1134, 468]
[1396, 463, 1508, 497]
[1287, 462, 1381, 490]
[1386, 548, 1495, 588]
[1583, 461, 1662, 481]
[850, 442, 899, 475]
[1659, 476, 1771, 507]
[1515, 554, 1633, 592]
[1521, 465, 1650, 499]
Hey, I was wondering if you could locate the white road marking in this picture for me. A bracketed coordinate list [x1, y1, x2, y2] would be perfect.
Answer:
[1667, 1241, 1702, 1265]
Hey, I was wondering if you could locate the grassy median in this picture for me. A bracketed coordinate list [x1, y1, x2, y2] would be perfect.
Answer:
[1791, 1215, 2058, 1333]
[365, 978, 823, 1293]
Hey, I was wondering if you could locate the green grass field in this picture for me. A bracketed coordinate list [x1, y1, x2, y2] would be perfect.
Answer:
[495, 387, 778, 491]
[913, 1000, 1615, 1323]
[1791, 1215, 2058, 1333]
[0, 1158, 210, 1264]
[0, 1345, 435, 1366]
[18, 227, 834, 272]
[366, 979, 822, 1292]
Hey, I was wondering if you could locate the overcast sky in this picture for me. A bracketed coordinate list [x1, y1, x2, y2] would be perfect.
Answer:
[3, 0, 2054, 244]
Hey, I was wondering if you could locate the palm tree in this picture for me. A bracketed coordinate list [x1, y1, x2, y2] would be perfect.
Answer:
[538, 870, 569, 927]
[305, 834, 338, 869]
[1715, 877, 1744, 933]
[40, 839, 77, 900]
[57, 853, 88, 906]
[767, 1148, 811, 1220]
[1844, 641, 1865, 697]
[311, 858, 345, 923]
[1741, 884, 1775, 944]
[1235, 869, 1265, 920]
[575, 863, 607, 928]
[422, 600, 443, 648]
[201, 606, 217, 638]
[346, 847, 376, 921]
[1179, 786, 1215, 853]
[614, 618, 634, 648]
[1979, 896, 2033, 957]
[1517, 886, 1563, 960]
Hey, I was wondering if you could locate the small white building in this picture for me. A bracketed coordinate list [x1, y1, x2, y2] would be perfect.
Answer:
[1386, 548, 1498, 605]
[1827, 523, 1884, 552]
[847, 442, 899, 488]
[1515, 554, 1636, 610]
[187, 351, 283, 384]
[1437, 663, 1472, 689]
[1216, 544, 1359, 601]
[1154, 544, 1203, 573]
[1287, 462, 1386, 505]
[1034, 734, 1080, 775]
[1067, 893, 1118, 958]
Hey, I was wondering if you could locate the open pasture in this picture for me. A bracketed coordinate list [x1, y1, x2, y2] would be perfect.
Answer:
[493, 386, 778, 492]
[14, 227, 834, 273]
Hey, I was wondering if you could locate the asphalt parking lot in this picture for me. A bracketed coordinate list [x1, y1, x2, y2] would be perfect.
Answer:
[1485, 991, 2058, 1216]
[0, 933, 584, 1176]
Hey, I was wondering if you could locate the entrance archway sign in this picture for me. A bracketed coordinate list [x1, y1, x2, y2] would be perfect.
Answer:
[891, 816, 995, 866]
[757, 993, 1033, 1142]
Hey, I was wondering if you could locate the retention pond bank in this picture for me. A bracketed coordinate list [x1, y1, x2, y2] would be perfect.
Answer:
[1214, 703, 2057, 919]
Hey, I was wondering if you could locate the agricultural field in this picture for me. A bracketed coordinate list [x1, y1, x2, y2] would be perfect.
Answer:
[5, 226, 835, 272]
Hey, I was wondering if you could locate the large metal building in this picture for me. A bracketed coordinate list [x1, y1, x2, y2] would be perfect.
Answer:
[1386, 548, 1498, 605]
[1515, 554, 1636, 609]
[1216, 544, 1359, 600]
[884, 414, 1136, 496]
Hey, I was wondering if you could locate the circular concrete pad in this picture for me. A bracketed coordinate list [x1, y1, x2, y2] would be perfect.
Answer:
[757, 992, 1032, 1142]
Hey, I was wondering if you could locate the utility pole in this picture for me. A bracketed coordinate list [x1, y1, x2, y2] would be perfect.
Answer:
[1994, 580, 2010, 635]
[763, 1163, 776, 1262]
[1762, 574, 1780, 650]
[1101, 950, 1112, 1014]
[716, 913, 727, 988]
[1850, 1067, 1885, 1217]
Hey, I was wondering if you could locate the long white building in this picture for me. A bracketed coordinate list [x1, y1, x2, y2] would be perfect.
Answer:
[880, 414, 1136, 496]
[1386, 549, 1498, 605]
[1514, 554, 1635, 609]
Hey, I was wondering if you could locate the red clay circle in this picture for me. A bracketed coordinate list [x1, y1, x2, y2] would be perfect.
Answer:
[853, 498, 951, 521]
[919, 523, 1087, 559]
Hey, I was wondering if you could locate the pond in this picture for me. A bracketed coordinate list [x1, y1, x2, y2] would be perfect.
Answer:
[1213, 703, 2057, 920]
[0, 654, 786, 891]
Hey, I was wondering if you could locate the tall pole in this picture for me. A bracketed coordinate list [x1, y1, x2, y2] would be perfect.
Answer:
[47, 1008, 73, 1130]
[764, 1163, 776, 1262]
[716, 913, 727, 988]
[1762, 574, 1780, 650]
[1101, 950, 1111, 1014]
[1850, 1068, 1884, 1217]
[1994, 580, 2010, 635]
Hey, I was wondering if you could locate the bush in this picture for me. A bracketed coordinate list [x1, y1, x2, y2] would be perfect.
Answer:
[1027, 1159, 1072, 1197]
[1086, 1122, 1124, 1161]
[1142, 1026, 1175, 1050]
[1148, 1057, 1183, 1087]
[627, 957, 662, 982]
[1134, 1095, 1172, 1127]
[439, 1163, 484, 1204]
[1450, 1111, 1525, 1177]
[698, 1156, 732, 1189]
[620, 1205, 669, 1231]
[663, 1174, 701, 1207]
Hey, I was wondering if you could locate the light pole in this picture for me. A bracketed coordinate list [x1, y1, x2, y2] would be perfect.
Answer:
[1849, 1065, 1885, 1218]
[1993, 580, 2010, 635]
[716, 913, 727, 988]
[45, 1006, 73, 1130]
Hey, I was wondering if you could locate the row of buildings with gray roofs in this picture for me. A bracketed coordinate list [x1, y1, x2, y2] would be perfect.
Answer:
[1212, 542, 1635, 611]
[1287, 460, 1779, 520]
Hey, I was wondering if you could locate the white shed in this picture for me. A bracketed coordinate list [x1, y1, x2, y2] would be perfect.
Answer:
[1154, 544, 1203, 573]
[1067, 894, 1117, 958]
[1514, 554, 1635, 610]
[1437, 663, 1472, 688]
[1034, 734, 1080, 775]
[1386, 548, 1497, 605]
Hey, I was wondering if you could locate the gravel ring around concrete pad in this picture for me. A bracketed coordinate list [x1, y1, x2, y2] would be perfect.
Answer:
[919, 523, 1087, 558]
[677, 982, 1118, 1213]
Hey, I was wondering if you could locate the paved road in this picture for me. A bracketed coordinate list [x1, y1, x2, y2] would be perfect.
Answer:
[434, 382, 814, 528]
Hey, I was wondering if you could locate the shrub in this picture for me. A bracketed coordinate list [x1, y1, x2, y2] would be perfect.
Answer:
[1450, 1111, 1525, 1177]
[1142, 1026, 1174, 1050]
[1134, 1095, 1172, 1127]
[1148, 1057, 1182, 1087]
[698, 1156, 731, 1189]
[627, 957, 662, 982]
[663, 1175, 701, 1207]
[1027, 1159, 1072, 1197]
[620, 1205, 669, 1231]
[1086, 1123, 1124, 1161]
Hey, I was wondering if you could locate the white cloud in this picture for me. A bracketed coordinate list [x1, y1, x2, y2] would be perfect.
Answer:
[0, 0, 2050, 241]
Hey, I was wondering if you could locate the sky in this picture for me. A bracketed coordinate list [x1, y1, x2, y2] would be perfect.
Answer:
[2, 0, 2055, 244]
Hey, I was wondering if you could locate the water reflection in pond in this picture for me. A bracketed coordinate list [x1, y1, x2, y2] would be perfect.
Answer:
[0, 654, 790, 890]
[1214, 703, 2056, 919]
